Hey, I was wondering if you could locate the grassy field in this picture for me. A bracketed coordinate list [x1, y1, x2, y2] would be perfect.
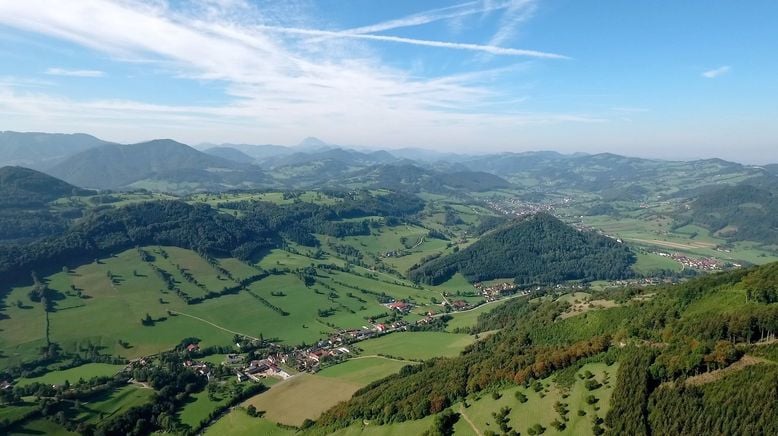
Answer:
[205, 409, 294, 436]
[178, 389, 230, 428]
[0, 241, 456, 369]
[6, 417, 77, 435]
[331, 414, 437, 435]
[243, 374, 362, 426]
[0, 401, 36, 424]
[356, 331, 475, 360]
[72, 385, 154, 424]
[459, 362, 618, 435]
[444, 300, 510, 332]
[632, 252, 682, 275]
[429, 272, 473, 293]
[317, 356, 413, 385]
[18, 363, 125, 386]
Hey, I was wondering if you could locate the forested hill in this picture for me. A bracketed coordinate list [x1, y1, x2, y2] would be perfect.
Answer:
[0, 166, 91, 207]
[314, 263, 778, 434]
[675, 184, 778, 244]
[408, 213, 635, 285]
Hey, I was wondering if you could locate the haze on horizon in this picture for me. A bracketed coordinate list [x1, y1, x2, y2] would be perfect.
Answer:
[0, 0, 777, 163]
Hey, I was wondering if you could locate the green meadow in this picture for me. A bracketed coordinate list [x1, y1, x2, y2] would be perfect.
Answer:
[318, 356, 413, 385]
[444, 299, 512, 332]
[356, 331, 475, 360]
[177, 389, 230, 428]
[6, 418, 77, 435]
[632, 252, 683, 275]
[18, 363, 125, 386]
[205, 409, 294, 436]
[330, 415, 437, 436]
[1, 241, 463, 369]
[72, 385, 154, 424]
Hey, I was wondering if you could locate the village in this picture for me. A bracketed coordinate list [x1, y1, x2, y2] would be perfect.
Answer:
[151, 282, 530, 386]
[653, 251, 740, 271]
[484, 197, 559, 218]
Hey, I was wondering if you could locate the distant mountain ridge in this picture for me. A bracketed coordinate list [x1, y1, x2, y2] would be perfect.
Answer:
[203, 146, 256, 164]
[3, 130, 776, 196]
[47, 139, 267, 190]
[0, 131, 110, 169]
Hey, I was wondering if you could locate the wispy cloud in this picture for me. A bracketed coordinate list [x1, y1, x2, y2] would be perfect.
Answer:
[486, 1, 537, 49]
[0, 0, 589, 148]
[251, 24, 568, 58]
[702, 65, 731, 79]
[45, 67, 105, 77]
[343, 1, 514, 35]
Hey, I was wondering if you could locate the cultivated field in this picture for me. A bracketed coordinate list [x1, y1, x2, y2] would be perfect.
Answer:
[242, 374, 362, 426]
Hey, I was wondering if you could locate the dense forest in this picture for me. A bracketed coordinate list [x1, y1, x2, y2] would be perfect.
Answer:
[313, 263, 778, 434]
[408, 213, 635, 285]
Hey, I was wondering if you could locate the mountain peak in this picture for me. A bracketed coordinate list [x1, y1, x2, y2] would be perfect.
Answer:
[297, 137, 329, 148]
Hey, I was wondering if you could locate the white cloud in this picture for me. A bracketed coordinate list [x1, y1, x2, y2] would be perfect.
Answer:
[0, 0, 589, 149]
[45, 68, 105, 77]
[702, 65, 731, 79]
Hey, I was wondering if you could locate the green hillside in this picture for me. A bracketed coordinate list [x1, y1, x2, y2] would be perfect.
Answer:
[313, 262, 778, 435]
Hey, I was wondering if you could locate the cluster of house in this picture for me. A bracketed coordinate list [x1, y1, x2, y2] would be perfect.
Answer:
[235, 355, 292, 382]
[474, 281, 519, 301]
[485, 198, 556, 217]
[183, 359, 212, 380]
[448, 299, 471, 310]
[609, 277, 676, 287]
[233, 319, 414, 376]
[656, 251, 735, 271]
[384, 300, 412, 313]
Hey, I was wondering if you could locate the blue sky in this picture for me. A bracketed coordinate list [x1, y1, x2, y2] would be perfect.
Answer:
[0, 0, 777, 162]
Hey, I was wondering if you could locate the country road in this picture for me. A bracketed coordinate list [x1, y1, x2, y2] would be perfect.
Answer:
[169, 310, 259, 341]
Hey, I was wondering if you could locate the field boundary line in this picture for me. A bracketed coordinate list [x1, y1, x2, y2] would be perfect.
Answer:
[459, 404, 482, 436]
[169, 310, 259, 341]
